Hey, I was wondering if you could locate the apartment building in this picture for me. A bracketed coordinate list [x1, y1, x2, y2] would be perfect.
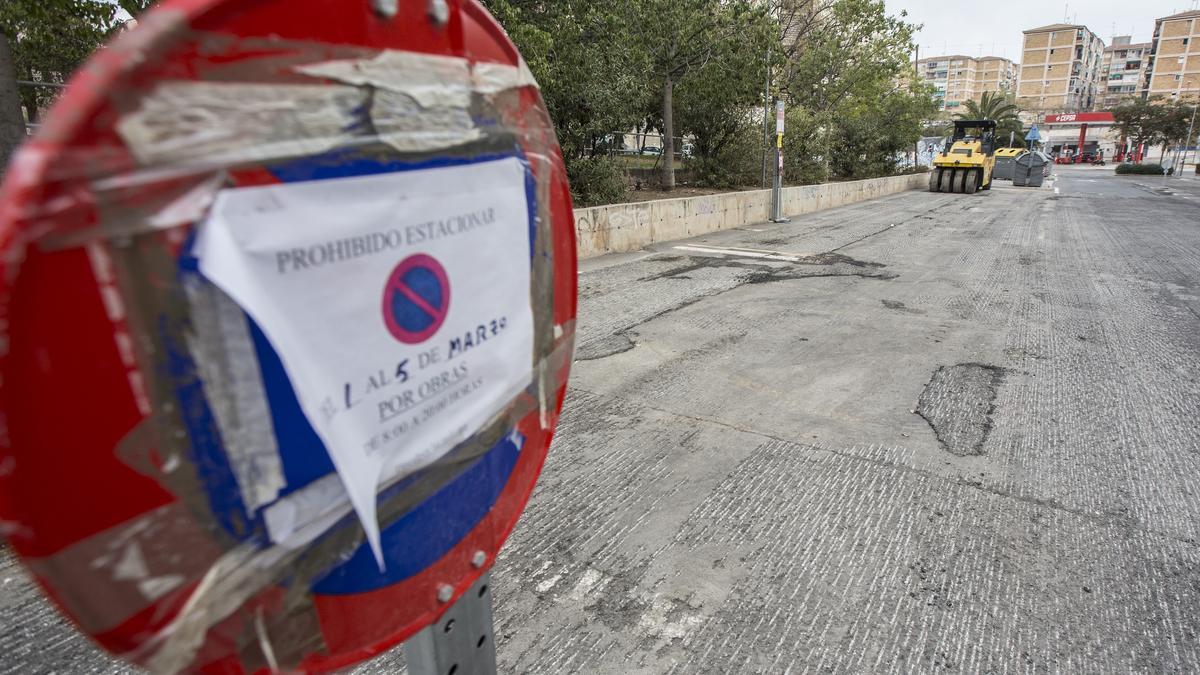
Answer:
[917, 55, 1017, 114]
[1017, 23, 1106, 112]
[976, 56, 1020, 97]
[1101, 36, 1152, 108]
[1145, 10, 1200, 102]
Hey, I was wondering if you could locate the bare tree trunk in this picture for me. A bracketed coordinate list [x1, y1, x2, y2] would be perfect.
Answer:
[661, 77, 675, 191]
[0, 33, 27, 176]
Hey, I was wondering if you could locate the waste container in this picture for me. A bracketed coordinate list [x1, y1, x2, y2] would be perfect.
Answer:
[993, 148, 1027, 181]
[1014, 151, 1048, 187]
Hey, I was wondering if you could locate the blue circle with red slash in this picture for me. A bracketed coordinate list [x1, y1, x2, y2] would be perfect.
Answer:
[383, 254, 451, 344]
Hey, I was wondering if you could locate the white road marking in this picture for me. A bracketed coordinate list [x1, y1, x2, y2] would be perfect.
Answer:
[1054, 187, 1060, 194]
[674, 244, 801, 262]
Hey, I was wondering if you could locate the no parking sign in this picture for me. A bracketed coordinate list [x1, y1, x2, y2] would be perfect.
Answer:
[0, 0, 576, 672]
[384, 254, 451, 344]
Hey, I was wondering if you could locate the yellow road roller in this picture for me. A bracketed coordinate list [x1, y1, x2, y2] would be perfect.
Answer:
[929, 119, 997, 194]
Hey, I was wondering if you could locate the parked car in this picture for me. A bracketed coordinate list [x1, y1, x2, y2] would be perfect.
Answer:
[641, 146, 662, 155]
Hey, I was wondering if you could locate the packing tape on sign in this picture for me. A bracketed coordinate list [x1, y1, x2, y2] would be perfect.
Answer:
[19, 45, 542, 252]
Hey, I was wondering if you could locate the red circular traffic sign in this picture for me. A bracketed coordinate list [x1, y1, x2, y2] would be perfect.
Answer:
[0, 0, 577, 671]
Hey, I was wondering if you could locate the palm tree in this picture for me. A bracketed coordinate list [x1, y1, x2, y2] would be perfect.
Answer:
[957, 92, 1025, 148]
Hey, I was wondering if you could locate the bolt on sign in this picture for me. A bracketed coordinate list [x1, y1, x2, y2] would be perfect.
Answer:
[0, 0, 577, 671]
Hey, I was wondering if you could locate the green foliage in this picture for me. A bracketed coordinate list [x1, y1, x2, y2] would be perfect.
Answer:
[482, 0, 646, 161]
[782, 106, 829, 185]
[827, 80, 939, 180]
[0, 0, 144, 121]
[565, 156, 627, 207]
[1113, 97, 1196, 161]
[689, 121, 762, 188]
[1113, 97, 1161, 153]
[781, 0, 934, 180]
[489, 0, 930, 194]
[628, 0, 773, 188]
[1114, 163, 1165, 175]
[671, 3, 775, 188]
[783, 0, 916, 114]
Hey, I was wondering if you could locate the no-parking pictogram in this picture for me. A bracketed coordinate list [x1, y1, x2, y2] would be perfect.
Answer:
[383, 254, 451, 344]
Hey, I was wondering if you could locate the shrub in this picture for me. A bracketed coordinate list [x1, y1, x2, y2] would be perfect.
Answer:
[782, 108, 830, 185]
[690, 123, 763, 189]
[567, 157, 627, 207]
[1115, 163, 1165, 175]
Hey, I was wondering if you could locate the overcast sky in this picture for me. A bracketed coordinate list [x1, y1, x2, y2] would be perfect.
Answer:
[886, 0, 1200, 63]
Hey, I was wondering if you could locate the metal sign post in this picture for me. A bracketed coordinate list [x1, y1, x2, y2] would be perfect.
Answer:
[771, 99, 789, 223]
[1180, 101, 1197, 179]
[405, 573, 497, 675]
[0, 1, 577, 672]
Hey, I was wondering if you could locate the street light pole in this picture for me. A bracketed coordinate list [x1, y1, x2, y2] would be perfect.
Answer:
[1182, 93, 1198, 179]
[762, 43, 771, 190]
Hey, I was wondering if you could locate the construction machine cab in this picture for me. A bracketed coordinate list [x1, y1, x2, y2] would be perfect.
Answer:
[950, 119, 997, 155]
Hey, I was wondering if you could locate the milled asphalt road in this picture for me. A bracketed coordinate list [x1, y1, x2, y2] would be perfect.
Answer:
[5, 166, 1200, 673]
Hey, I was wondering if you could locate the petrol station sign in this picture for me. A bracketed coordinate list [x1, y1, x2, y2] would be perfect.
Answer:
[0, 0, 576, 672]
[1043, 112, 1115, 124]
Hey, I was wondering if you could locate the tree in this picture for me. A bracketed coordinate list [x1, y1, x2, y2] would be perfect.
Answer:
[1158, 100, 1196, 165]
[482, 0, 645, 162]
[672, 6, 776, 186]
[958, 91, 1025, 148]
[827, 79, 938, 179]
[781, 0, 932, 180]
[0, 0, 132, 123]
[1113, 97, 1167, 163]
[627, 0, 772, 190]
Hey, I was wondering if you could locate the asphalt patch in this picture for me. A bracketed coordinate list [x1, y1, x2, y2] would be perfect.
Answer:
[882, 299, 925, 314]
[576, 333, 636, 361]
[916, 363, 1005, 456]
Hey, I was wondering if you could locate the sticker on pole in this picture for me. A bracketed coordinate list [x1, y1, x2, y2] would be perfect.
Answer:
[194, 158, 535, 565]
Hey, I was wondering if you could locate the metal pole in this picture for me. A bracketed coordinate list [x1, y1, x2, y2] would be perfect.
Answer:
[771, 99, 789, 223]
[404, 573, 497, 675]
[913, 45, 920, 167]
[771, 140, 785, 221]
[762, 44, 771, 190]
[1180, 99, 1197, 179]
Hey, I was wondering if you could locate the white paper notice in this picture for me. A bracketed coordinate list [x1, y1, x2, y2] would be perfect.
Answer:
[193, 157, 534, 568]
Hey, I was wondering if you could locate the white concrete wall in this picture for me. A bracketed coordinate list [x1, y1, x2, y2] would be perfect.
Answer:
[573, 173, 928, 259]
